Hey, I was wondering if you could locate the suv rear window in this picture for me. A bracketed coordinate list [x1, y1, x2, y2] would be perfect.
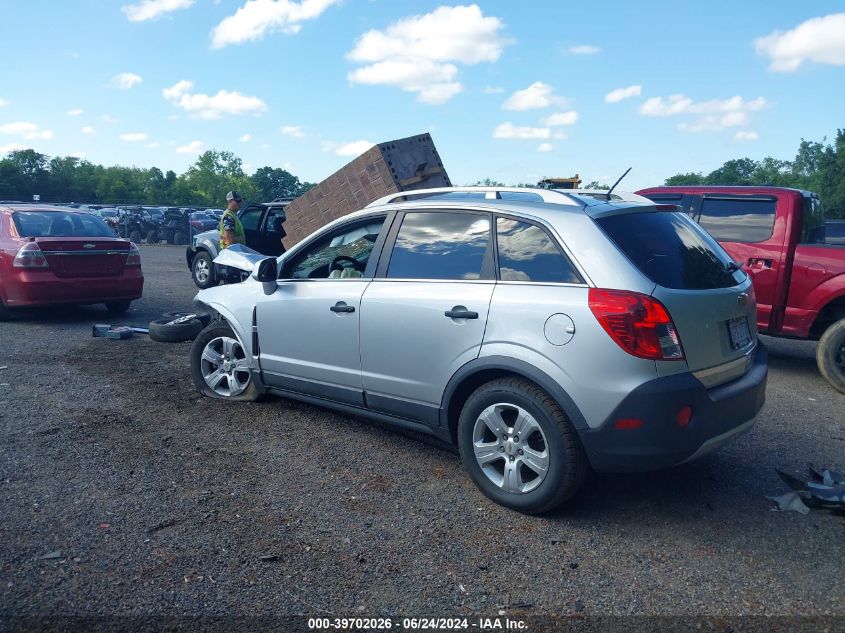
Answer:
[597, 211, 745, 290]
[698, 196, 776, 242]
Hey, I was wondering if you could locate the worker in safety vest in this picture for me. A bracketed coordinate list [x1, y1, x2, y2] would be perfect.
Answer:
[219, 190, 245, 249]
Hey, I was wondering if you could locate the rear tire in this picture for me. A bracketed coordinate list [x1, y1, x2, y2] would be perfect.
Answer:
[173, 231, 187, 245]
[190, 322, 260, 401]
[105, 300, 131, 315]
[148, 316, 204, 343]
[817, 318, 845, 394]
[191, 251, 217, 289]
[146, 230, 159, 244]
[457, 378, 587, 514]
[128, 230, 142, 243]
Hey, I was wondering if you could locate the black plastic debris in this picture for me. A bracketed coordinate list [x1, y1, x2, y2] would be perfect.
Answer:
[768, 465, 845, 515]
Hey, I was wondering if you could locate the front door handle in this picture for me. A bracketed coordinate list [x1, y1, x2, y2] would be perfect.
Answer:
[445, 306, 479, 320]
[330, 302, 355, 313]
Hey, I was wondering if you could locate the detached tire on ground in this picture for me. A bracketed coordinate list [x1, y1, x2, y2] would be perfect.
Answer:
[817, 318, 845, 394]
[161, 311, 212, 327]
[148, 316, 204, 343]
[457, 377, 588, 515]
[190, 322, 260, 401]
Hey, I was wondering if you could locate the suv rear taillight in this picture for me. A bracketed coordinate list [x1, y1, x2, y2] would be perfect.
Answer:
[125, 243, 141, 267]
[12, 242, 49, 269]
[588, 288, 684, 361]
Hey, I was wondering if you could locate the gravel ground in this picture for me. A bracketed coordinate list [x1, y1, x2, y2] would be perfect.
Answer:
[0, 245, 843, 629]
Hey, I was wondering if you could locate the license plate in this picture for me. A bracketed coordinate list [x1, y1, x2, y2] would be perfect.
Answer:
[728, 316, 751, 350]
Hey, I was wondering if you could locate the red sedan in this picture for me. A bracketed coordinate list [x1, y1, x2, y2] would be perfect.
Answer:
[0, 205, 144, 319]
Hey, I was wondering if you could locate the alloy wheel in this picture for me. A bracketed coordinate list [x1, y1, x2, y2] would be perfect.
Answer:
[194, 258, 210, 284]
[200, 336, 251, 396]
[472, 403, 550, 494]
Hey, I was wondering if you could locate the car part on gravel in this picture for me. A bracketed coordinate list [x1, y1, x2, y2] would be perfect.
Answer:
[148, 315, 204, 343]
[92, 324, 149, 340]
[161, 311, 212, 327]
[816, 318, 845, 394]
[190, 322, 260, 401]
[767, 465, 845, 514]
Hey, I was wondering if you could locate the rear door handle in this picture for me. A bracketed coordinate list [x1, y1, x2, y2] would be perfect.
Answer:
[747, 258, 773, 269]
[330, 302, 355, 313]
[445, 306, 479, 320]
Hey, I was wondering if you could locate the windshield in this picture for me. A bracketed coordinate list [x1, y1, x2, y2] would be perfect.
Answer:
[597, 211, 746, 290]
[13, 211, 116, 238]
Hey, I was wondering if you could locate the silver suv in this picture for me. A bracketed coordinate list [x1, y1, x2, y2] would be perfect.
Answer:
[190, 187, 767, 513]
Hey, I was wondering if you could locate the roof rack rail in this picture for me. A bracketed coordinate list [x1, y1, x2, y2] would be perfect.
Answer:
[365, 186, 582, 208]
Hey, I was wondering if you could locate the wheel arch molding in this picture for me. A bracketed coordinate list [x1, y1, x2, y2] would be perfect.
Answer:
[439, 356, 589, 443]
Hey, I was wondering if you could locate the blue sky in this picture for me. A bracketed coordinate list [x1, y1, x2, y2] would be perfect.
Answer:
[1, 0, 843, 190]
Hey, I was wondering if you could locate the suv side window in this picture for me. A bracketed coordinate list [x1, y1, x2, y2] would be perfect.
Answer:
[284, 217, 386, 279]
[386, 211, 491, 280]
[239, 207, 263, 231]
[698, 196, 777, 242]
[496, 217, 583, 283]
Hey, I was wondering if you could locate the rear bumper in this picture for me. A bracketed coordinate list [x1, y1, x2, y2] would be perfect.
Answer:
[579, 341, 768, 472]
[3, 270, 144, 307]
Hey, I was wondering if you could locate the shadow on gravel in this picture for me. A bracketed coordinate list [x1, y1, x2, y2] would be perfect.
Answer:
[3, 304, 137, 324]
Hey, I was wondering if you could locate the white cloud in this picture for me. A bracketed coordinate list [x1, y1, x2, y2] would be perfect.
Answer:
[280, 125, 304, 138]
[146, 142, 161, 148]
[544, 111, 578, 126]
[537, 143, 554, 152]
[211, 0, 340, 48]
[640, 94, 768, 134]
[239, 133, 252, 142]
[101, 115, 118, 124]
[0, 121, 54, 140]
[111, 72, 143, 90]
[735, 131, 759, 141]
[502, 82, 567, 111]
[163, 80, 268, 119]
[176, 140, 205, 154]
[347, 4, 508, 105]
[483, 85, 504, 94]
[755, 13, 845, 72]
[335, 140, 376, 157]
[568, 44, 600, 55]
[82, 126, 95, 135]
[493, 123, 550, 140]
[67, 109, 84, 116]
[0, 98, 8, 107]
[122, 0, 195, 22]
[119, 132, 148, 141]
[640, 94, 767, 117]
[0, 143, 26, 154]
[604, 85, 642, 103]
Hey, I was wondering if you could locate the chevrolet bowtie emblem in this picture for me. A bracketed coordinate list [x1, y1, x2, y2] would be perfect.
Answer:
[83, 243, 96, 249]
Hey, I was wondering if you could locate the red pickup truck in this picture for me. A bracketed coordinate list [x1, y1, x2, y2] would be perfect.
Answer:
[637, 186, 845, 393]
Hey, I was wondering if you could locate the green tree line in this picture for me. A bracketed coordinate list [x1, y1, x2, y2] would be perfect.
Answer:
[0, 148, 315, 207]
[665, 128, 845, 219]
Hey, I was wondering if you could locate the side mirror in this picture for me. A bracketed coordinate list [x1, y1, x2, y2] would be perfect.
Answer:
[252, 257, 278, 295]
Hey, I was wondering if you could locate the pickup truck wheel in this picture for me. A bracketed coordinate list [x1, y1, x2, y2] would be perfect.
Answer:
[191, 322, 260, 401]
[457, 378, 587, 514]
[817, 318, 845, 394]
[191, 251, 217, 289]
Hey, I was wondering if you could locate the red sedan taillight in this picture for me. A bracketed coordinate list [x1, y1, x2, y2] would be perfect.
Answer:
[125, 243, 141, 268]
[588, 288, 684, 361]
[13, 242, 49, 269]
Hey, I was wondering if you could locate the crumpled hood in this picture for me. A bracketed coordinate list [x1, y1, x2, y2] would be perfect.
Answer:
[213, 244, 267, 272]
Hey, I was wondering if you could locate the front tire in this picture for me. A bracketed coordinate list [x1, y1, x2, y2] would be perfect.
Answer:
[191, 251, 217, 289]
[190, 322, 260, 401]
[817, 318, 845, 394]
[457, 378, 587, 514]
